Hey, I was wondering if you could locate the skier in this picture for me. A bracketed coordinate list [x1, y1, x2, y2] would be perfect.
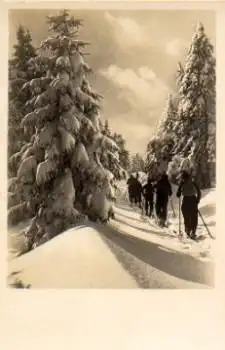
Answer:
[154, 172, 172, 227]
[133, 172, 143, 208]
[142, 177, 154, 217]
[176, 170, 201, 240]
[127, 174, 135, 205]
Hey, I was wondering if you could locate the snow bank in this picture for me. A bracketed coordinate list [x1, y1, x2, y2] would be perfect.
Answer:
[7, 186, 215, 288]
[8, 225, 137, 289]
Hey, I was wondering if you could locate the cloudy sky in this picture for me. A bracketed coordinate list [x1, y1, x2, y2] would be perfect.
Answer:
[9, 9, 216, 155]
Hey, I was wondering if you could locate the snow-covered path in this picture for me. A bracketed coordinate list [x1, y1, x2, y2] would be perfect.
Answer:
[100, 200, 213, 288]
[7, 195, 214, 289]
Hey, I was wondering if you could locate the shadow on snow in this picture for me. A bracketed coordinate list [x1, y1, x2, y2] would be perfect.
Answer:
[95, 221, 214, 288]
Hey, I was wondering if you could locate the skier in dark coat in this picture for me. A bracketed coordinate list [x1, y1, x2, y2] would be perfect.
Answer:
[155, 173, 172, 226]
[127, 174, 135, 205]
[133, 172, 143, 208]
[142, 177, 154, 217]
[176, 171, 201, 239]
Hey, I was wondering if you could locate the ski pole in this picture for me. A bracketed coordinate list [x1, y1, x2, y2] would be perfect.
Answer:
[198, 210, 215, 240]
[141, 197, 145, 215]
[178, 197, 182, 238]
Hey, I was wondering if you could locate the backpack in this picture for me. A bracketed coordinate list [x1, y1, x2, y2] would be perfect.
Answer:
[181, 179, 198, 197]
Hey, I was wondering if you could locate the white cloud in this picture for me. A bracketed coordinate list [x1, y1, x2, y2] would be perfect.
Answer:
[139, 66, 157, 81]
[108, 116, 153, 155]
[99, 65, 169, 154]
[104, 12, 149, 48]
[165, 38, 187, 57]
[99, 65, 169, 110]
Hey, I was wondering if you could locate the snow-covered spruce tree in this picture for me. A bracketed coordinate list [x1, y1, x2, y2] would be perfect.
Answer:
[8, 25, 37, 176]
[145, 139, 169, 180]
[98, 119, 127, 180]
[155, 93, 177, 147]
[112, 132, 130, 173]
[145, 94, 178, 180]
[8, 10, 120, 249]
[8, 55, 50, 212]
[169, 23, 216, 188]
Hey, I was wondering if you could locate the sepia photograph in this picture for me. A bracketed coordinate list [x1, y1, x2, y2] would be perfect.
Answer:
[7, 7, 216, 289]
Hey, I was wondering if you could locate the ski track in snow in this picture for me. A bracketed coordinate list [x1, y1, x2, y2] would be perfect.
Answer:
[99, 201, 213, 288]
[7, 183, 215, 289]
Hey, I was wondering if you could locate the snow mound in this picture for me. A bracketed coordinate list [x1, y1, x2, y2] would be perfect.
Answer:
[8, 225, 137, 289]
[7, 186, 215, 288]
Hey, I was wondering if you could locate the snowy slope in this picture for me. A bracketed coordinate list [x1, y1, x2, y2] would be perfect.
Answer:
[7, 181, 215, 289]
[7, 217, 212, 288]
[8, 225, 138, 289]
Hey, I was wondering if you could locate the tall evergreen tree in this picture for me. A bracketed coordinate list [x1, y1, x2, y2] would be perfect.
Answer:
[112, 132, 130, 171]
[9, 25, 37, 75]
[157, 94, 177, 139]
[145, 23, 216, 187]
[8, 25, 37, 176]
[170, 22, 216, 188]
[145, 94, 177, 179]
[8, 10, 120, 250]
[100, 120, 128, 179]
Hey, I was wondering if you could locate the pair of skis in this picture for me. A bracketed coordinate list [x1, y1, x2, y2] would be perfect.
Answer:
[178, 197, 215, 240]
[141, 208, 206, 244]
[146, 216, 206, 245]
[139, 197, 215, 242]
